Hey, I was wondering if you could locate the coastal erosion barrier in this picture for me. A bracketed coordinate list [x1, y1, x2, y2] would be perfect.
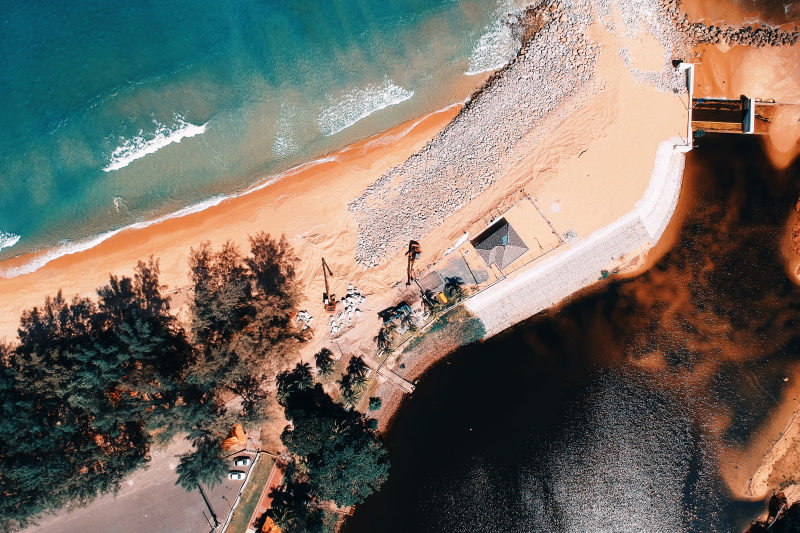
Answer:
[465, 138, 686, 338]
[349, 0, 688, 269]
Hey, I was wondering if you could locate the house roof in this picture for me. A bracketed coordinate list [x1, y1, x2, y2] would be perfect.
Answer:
[472, 218, 528, 270]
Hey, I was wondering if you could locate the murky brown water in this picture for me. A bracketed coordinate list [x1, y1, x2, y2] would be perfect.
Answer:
[344, 136, 800, 532]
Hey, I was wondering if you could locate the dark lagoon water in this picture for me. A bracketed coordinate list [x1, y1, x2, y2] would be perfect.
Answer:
[344, 136, 800, 532]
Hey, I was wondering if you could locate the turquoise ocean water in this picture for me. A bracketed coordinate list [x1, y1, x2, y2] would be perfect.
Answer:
[0, 0, 525, 273]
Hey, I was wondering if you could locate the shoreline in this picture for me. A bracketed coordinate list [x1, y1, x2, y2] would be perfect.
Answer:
[0, 103, 463, 339]
[364, 0, 692, 431]
[366, 4, 800, 520]
[680, 0, 800, 514]
[8, 0, 800, 529]
[0, 103, 465, 281]
[371, 136, 687, 433]
[465, 138, 685, 337]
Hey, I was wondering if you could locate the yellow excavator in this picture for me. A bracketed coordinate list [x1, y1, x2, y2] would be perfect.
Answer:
[321, 258, 337, 313]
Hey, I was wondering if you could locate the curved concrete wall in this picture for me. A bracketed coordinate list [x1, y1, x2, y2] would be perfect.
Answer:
[465, 137, 686, 338]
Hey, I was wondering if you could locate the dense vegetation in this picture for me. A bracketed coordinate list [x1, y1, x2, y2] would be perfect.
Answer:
[337, 356, 370, 406]
[0, 233, 305, 530]
[177, 234, 305, 488]
[267, 363, 390, 532]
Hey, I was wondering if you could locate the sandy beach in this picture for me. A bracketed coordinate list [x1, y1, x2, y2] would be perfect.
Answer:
[6, 0, 800, 529]
[1, 0, 689, 422]
[0, 0, 689, 345]
[0, 105, 461, 340]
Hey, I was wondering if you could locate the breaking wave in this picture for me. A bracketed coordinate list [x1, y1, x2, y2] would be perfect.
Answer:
[0, 153, 340, 278]
[0, 231, 21, 252]
[104, 117, 207, 172]
[0, 195, 226, 278]
[317, 78, 414, 136]
[465, 16, 520, 75]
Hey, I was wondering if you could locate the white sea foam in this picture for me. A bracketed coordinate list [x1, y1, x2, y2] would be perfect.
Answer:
[273, 105, 300, 157]
[364, 101, 463, 149]
[0, 231, 21, 252]
[0, 152, 341, 278]
[317, 78, 414, 136]
[103, 117, 207, 172]
[465, 16, 520, 76]
[0, 195, 227, 278]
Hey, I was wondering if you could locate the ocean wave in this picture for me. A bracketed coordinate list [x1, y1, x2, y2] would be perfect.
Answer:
[103, 117, 207, 172]
[0, 152, 340, 278]
[317, 78, 414, 136]
[0, 195, 227, 278]
[465, 16, 520, 76]
[0, 231, 21, 252]
[364, 101, 463, 149]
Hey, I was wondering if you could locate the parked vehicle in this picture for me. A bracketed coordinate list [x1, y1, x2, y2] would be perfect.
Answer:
[233, 456, 251, 467]
[228, 470, 246, 480]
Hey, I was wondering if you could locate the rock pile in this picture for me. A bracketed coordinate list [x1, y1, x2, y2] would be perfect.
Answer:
[348, 0, 796, 269]
[350, 0, 602, 268]
[295, 310, 314, 330]
[662, 0, 800, 46]
[349, 0, 684, 268]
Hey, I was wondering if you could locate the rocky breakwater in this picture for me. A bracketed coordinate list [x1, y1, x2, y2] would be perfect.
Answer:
[663, 0, 800, 46]
[348, 0, 684, 269]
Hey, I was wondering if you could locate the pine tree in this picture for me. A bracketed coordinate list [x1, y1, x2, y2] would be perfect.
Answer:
[0, 260, 193, 531]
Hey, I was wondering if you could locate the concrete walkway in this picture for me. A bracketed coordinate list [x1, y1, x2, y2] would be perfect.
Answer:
[465, 138, 686, 337]
[362, 352, 415, 393]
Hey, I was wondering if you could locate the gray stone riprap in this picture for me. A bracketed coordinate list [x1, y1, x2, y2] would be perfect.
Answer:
[465, 138, 686, 337]
[665, 0, 800, 46]
[349, 0, 687, 269]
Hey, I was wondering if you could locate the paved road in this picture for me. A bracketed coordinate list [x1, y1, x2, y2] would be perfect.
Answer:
[25, 438, 257, 533]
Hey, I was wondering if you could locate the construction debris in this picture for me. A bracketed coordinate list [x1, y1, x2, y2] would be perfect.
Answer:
[329, 284, 365, 335]
[295, 310, 314, 330]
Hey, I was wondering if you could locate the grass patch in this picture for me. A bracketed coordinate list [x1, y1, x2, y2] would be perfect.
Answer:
[225, 455, 276, 533]
[403, 306, 485, 353]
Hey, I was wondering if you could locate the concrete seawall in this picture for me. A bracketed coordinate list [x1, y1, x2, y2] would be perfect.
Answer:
[465, 137, 686, 338]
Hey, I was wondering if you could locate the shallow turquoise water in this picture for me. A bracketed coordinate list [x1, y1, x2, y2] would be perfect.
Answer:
[0, 0, 523, 269]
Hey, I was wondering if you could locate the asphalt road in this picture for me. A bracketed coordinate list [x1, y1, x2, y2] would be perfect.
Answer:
[25, 437, 257, 533]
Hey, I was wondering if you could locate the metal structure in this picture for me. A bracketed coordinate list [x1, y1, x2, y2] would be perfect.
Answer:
[405, 240, 421, 286]
[321, 258, 337, 313]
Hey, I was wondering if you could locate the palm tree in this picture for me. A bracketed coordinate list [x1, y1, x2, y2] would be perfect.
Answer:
[276, 362, 313, 404]
[314, 348, 335, 377]
[345, 356, 369, 387]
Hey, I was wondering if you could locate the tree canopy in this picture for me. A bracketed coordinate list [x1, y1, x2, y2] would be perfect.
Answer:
[178, 233, 306, 488]
[314, 348, 335, 377]
[337, 356, 370, 406]
[0, 233, 306, 530]
[0, 260, 191, 529]
[275, 363, 389, 510]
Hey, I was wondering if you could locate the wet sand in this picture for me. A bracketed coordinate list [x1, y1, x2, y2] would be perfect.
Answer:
[682, 0, 800, 26]
[0, 0, 688, 349]
[0, 105, 461, 339]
